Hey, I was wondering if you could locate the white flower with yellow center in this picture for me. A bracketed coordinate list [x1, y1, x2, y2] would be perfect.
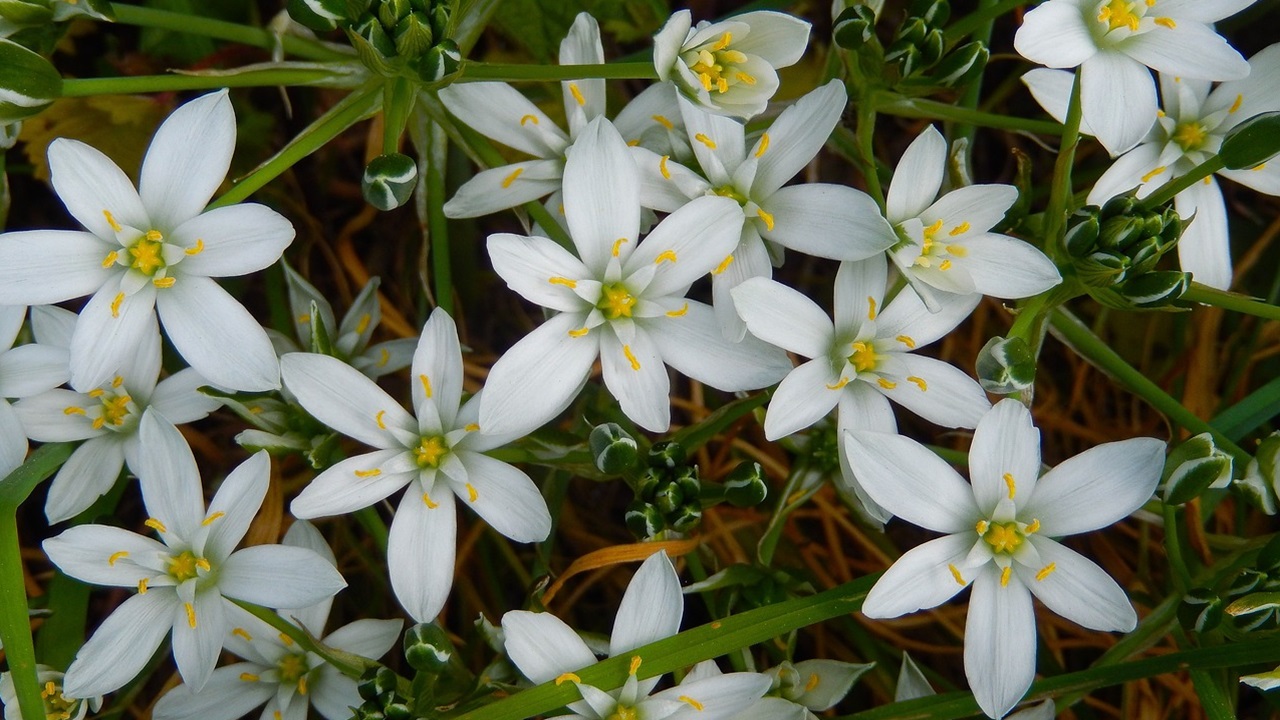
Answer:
[845, 399, 1164, 719]
[0, 666, 101, 720]
[1014, 0, 1255, 155]
[280, 308, 552, 622]
[43, 410, 347, 699]
[881, 126, 1061, 312]
[0, 89, 293, 392]
[480, 116, 791, 434]
[502, 551, 772, 720]
[1024, 43, 1280, 289]
[653, 10, 810, 119]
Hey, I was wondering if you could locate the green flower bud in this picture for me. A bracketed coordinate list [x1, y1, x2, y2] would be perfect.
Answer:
[908, 0, 950, 26]
[931, 40, 988, 88]
[1076, 250, 1129, 287]
[383, 703, 412, 720]
[394, 10, 434, 58]
[0, 38, 60, 124]
[410, 38, 461, 82]
[1100, 193, 1138, 219]
[1098, 215, 1145, 250]
[1064, 208, 1101, 257]
[723, 461, 768, 507]
[376, 0, 409, 28]
[674, 466, 700, 501]
[648, 440, 686, 468]
[1230, 569, 1268, 597]
[636, 466, 664, 502]
[1179, 587, 1223, 633]
[429, 3, 450, 39]
[1163, 432, 1233, 505]
[654, 480, 683, 514]
[888, 43, 923, 76]
[669, 503, 702, 533]
[287, 0, 350, 32]
[589, 422, 638, 474]
[918, 28, 945, 67]
[975, 335, 1036, 394]
[1249, 431, 1280, 502]
[833, 5, 876, 50]
[625, 499, 664, 539]
[404, 622, 454, 672]
[1118, 270, 1189, 308]
[358, 665, 398, 701]
[362, 153, 417, 211]
[349, 15, 398, 74]
[1219, 110, 1280, 170]
[1126, 236, 1163, 273]
[894, 17, 927, 45]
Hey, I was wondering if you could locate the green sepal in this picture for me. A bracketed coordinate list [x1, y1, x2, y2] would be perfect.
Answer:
[931, 40, 987, 88]
[308, 299, 336, 355]
[723, 460, 768, 507]
[0, 38, 61, 123]
[1219, 111, 1280, 170]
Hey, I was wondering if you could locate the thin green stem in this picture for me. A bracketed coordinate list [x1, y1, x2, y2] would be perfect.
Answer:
[457, 61, 657, 83]
[209, 83, 381, 209]
[1183, 282, 1280, 321]
[112, 5, 350, 61]
[382, 78, 415, 157]
[875, 95, 1064, 135]
[426, 120, 454, 315]
[1042, 71, 1083, 257]
[62, 67, 349, 96]
[1141, 156, 1226, 209]
[1049, 308, 1251, 465]
[1162, 504, 1193, 592]
[855, 103, 885, 209]
[953, 0, 999, 145]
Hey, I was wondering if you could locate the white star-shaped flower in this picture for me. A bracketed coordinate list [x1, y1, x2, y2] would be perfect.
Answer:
[43, 410, 347, 699]
[845, 399, 1164, 718]
[0, 666, 101, 720]
[0, 90, 293, 392]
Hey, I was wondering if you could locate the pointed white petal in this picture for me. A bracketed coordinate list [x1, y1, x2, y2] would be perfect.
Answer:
[965, 565, 1036, 720]
[836, 380, 898, 434]
[219, 544, 347, 608]
[388, 488, 456, 621]
[601, 326, 669, 433]
[650, 301, 791, 392]
[48, 138, 149, 238]
[1081, 52, 1158, 156]
[731, 277, 833, 358]
[149, 369, 222, 424]
[1174, 177, 1231, 290]
[610, 551, 682, 657]
[171, 588, 227, 692]
[1021, 437, 1164, 536]
[140, 91, 235, 230]
[502, 610, 597, 684]
[356, 338, 418, 379]
[442, 159, 565, 219]
[1120, 24, 1250, 81]
[310, 668, 363, 720]
[630, 146, 706, 213]
[63, 589, 175, 697]
[895, 653, 935, 702]
[1013, 0, 1096, 67]
[439, 83, 568, 158]
[1018, 536, 1136, 631]
[970, 400, 1043, 517]
[281, 352, 414, 449]
[833, 255, 888, 334]
[278, 519, 335, 634]
[30, 304, 77, 347]
[760, 185, 897, 260]
[168, 204, 294, 278]
[323, 618, 404, 660]
[1086, 141, 1163, 205]
[653, 10, 691, 81]
[564, 118, 640, 273]
[862, 532, 976, 618]
[453, 451, 550, 542]
[960, 234, 1062, 299]
[156, 275, 279, 391]
[651, 671, 772, 718]
[289, 451, 414, 518]
[751, 80, 845, 195]
[138, 409, 205, 540]
[12, 390, 99, 442]
[152, 663, 276, 720]
[875, 286, 979, 349]
[203, 451, 270, 561]
[412, 308, 464, 430]
[1205, 43, 1280, 121]
[923, 185, 1018, 235]
[842, 430, 979, 533]
[44, 436, 126, 523]
[732, 11, 811, 67]
[678, 95, 747, 186]
[68, 283, 158, 392]
[886, 126, 945, 222]
[487, 233, 592, 313]
[560, 13, 605, 134]
[0, 230, 114, 305]
[710, 228, 771, 342]
[43, 523, 168, 586]
[763, 357, 843, 440]
[877, 354, 990, 429]
[1022, 68, 1098, 135]
[630, 196, 742, 296]
[0, 343, 69, 398]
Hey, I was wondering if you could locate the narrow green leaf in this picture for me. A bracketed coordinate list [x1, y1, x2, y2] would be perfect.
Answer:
[1219, 111, 1280, 170]
[1212, 375, 1280, 442]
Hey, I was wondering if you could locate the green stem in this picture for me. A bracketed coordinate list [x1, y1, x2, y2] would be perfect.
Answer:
[62, 67, 348, 96]
[426, 119, 453, 315]
[1141, 156, 1226, 209]
[952, 0, 998, 145]
[944, 0, 1025, 43]
[855, 102, 885, 209]
[875, 95, 1064, 135]
[209, 83, 381, 209]
[1162, 504, 1193, 592]
[111, 5, 349, 61]
[457, 61, 657, 83]
[1049, 308, 1251, 465]
[230, 599, 370, 678]
[1182, 282, 1280, 321]
[1042, 71, 1083, 257]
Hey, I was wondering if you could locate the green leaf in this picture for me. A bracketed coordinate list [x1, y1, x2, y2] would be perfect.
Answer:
[1219, 111, 1280, 170]
[1212, 375, 1280, 442]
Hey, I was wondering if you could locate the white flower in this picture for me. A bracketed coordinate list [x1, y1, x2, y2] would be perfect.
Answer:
[1024, 43, 1280, 289]
[718, 657, 870, 720]
[895, 651, 1056, 719]
[501, 551, 771, 720]
[613, 83, 694, 163]
[15, 307, 220, 523]
[153, 521, 403, 720]
[0, 90, 293, 392]
[1013, 0, 1255, 154]
[845, 399, 1165, 718]
[0, 304, 70, 401]
[733, 255, 990, 521]
[881, 126, 1061, 311]
[480, 116, 791, 434]
[280, 307, 552, 621]
[653, 10, 811, 119]
[43, 410, 347, 698]
[631, 81, 897, 339]
[0, 666, 101, 720]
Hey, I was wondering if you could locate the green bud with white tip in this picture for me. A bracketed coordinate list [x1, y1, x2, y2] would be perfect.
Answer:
[0, 38, 60, 124]
[1163, 432, 1233, 505]
[362, 152, 417, 211]
[589, 422, 638, 474]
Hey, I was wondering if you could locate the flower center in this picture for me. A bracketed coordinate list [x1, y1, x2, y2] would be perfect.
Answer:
[415, 435, 449, 468]
[277, 653, 309, 689]
[598, 283, 637, 320]
[1097, 0, 1142, 31]
[167, 550, 209, 582]
[685, 32, 755, 94]
[607, 707, 638, 720]
[41, 680, 80, 720]
[848, 341, 880, 373]
[712, 184, 749, 205]
[983, 522, 1024, 554]
[128, 230, 167, 276]
[1173, 121, 1208, 152]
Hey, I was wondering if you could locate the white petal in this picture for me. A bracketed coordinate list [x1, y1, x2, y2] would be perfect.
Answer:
[923, 185, 1018, 235]
[43, 524, 168, 586]
[960, 234, 1062, 299]
[760, 184, 897, 260]
[478, 312, 600, 436]
[0, 230, 114, 305]
[388, 488, 456, 621]
[564, 118, 640, 273]
[710, 228, 772, 342]
[171, 589, 227, 692]
[63, 589, 175, 697]
[443, 159, 565, 219]
[310, 669, 363, 720]
[1020, 437, 1164, 536]
[44, 436, 126, 523]
[323, 618, 404, 661]
[501, 610, 597, 684]
[833, 255, 888, 334]
[731, 278, 833, 358]
[1081, 52, 1158, 156]
[12, 390, 99, 442]
[877, 354, 990, 429]
[970, 400, 1043, 517]
[611, 550, 682, 657]
[1087, 141, 1164, 205]
[453, 451, 551, 542]
[895, 653, 935, 702]
[0, 343, 69, 398]
[1119, 23, 1250, 81]
[630, 146, 705, 212]
[678, 95, 746, 186]
[842, 430, 979, 533]
[733, 11, 811, 67]
[156, 275, 280, 391]
[168, 204, 294, 277]
[886, 126, 945, 222]
[1013, 0, 1097, 68]
[438, 83, 568, 158]
[149, 369, 222, 424]
[875, 286, 979, 349]
[653, 11, 692, 82]
[137, 409, 206, 540]
[48, 138, 149, 238]
[836, 380, 898, 435]
[152, 663, 275, 720]
[140, 91, 235, 230]
[1018, 536, 1136, 631]
[289, 450, 414, 518]
[560, 13, 605, 134]
[630, 195, 742, 296]
[1220, 161, 1280, 197]
[601, 326, 670, 433]
[964, 565, 1036, 720]
[1022, 68, 1098, 135]
[651, 672, 772, 719]
[203, 451, 270, 561]
[751, 80, 845, 195]
[412, 308, 464, 431]
[487, 233, 592, 313]
[1174, 177, 1231, 290]
[763, 357, 843, 440]
[280, 519, 335, 634]
[649, 301, 791, 392]
[281, 352, 414, 450]
[31, 304, 77, 347]
[1155, 0, 1257, 21]
[1206, 43, 1280, 121]
[219, 545, 347, 608]
[862, 533, 976, 618]
[68, 283, 157, 393]
[356, 338, 418, 379]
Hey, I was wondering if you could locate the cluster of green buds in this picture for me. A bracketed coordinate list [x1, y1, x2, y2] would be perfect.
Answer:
[1161, 432, 1233, 505]
[834, 0, 987, 91]
[1064, 194, 1190, 309]
[1186, 534, 1280, 634]
[353, 665, 413, 720]
[289, 0, 459, 82]
[0, 0, 110, 55]
[627, 441, 705, 539]
[403, 623, 474, 709]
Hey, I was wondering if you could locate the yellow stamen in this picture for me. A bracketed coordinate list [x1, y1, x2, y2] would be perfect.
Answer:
[355, 468, 382, 478]
[420, 373, 433, 398]
[555, 672, 581, 686]
[152, 276, 176, 288]
[629, 656, 643, 675]
[184, 602, 197, 628]
[711, 32, 732, 51]
[756, 208, 775, 231]
[297, 313, 310, 324]
[735, 71, 756, 85]
[549, 276, 578, 288]
[108, 551, 128, 566]
[64, 406, 86, 416]
[717, 76, 729, 93]
[698, 72, 713, 92]
[655, 250, 678, 265]
[185, 239, 204, 255]
[907, 375, 928, 391]
[110, 292, 124, 318]
[92, 417, 105, 430]
[102, 251, 118, 268]
[939, 260, 953, 271]
[1154, 16, 1175, 27]
[88, 389, 104, 398]
[1026, 519, 1041, 534]
[975, 520, 989, 534]
[233, 627, 252, 641]
[948, 564, 965, 586]
[568, 327, 590, 338]
[378, 348, 390, 366]
[1253, 163, 1268, 172]
[103, 209, 122, 232]
[877, 378, 896, 390]
[652, 114, 674, 129]
[679, 696, 705, 711]
[279, 633, 294, 646]
[826, 377, 850, 390]
[1230, 94, 1244, 113]
[1141, 165, 1167, 183]
[612, 237, 628, 257]
[1003, 473, 1016, 499]
[896, 335, 916, 349]
[1000, 566, 1012, 587]
[240, 672, 260, 682]
[666, 303, 689, 317]
[501, 167, 524, 188]
[569, 83, 586, 106]
[694, 133, 717, 149]
[137, 578, 148, 594]
[145, 517, 167, 533]
[466, 483, 478, 503]
[713, 255, 734, 275]
[465, 423, 480, 432]
[1036, 563, 1057, 581]
[949, 222, 970, 236]
[375, 410, 387, 429]
[298, 676, 308, 695]
[201, 512, 225, 526]
[755, 133, 770, 158]
[867, 296, 877, 320]
[355, 313, 371, 335]
[623, 344, 640, 371]
[145, 229, 162, 242]
[519, 114, 538, 126]
[112, 376, 123, 388]
[196, 557, 210, 571]
[659, 155, 672, 180]
[805, 673, 820, 692]
[422, 492, 439, 509]
[43, 682, 56, 698]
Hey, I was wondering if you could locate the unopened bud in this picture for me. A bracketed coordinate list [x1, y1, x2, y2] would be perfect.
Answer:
[411, 38, 461, 82]
[625, 500, 664, 539]
[648, 440, 686, 469]
[931, 41, 987, 88]
[833, 5, 876, 50]
[362, 153, 417, 211]
[908, 0, 950, 26]
[1163, 432, 1233, 505]
[724, 460, 768, 507]
[654, 480, 683, 514]
[404, 622, 454, 672]
[0, 39, 61, 124]
[287, 0, 350, 31]
[1179, 587, 1224, 633]
[975, 335, 1036, 394]
[589, 423, 638, 474]
[1119, 270, 1189, 308]
[394, 10, 434, 57]
[669, 502, 702, 533]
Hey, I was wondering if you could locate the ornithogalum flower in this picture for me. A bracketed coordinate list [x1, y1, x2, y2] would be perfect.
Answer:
[1014, 0, 1255, 154]
[0, 90, 293, 392]
[1024, 43, 1280, 289]
[880, 126, 1061, 311]
[653, 9, 810, 119]
[0, 666, 101, 720]
[501, 551, 771, 720]
[43, 410, 347, 699]
[152, 521, 403, 720]
[280, 308, 552, 621]
[631, 81, 897, 339]
[846, 399, 1165, 718]
[481, 116, 791, 434]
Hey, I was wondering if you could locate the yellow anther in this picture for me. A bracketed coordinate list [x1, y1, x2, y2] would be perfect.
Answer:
[240, 672, 260, 682]
[1145, 0, 1155, 5]
[196, 557, 210, 572]
[145, 517, 167, 533]
[185, 239, 204, 255]
[279, 633, 294, 646]
[1253, 163, 1268, 172]
[64, 406, 86, 416]
[629, 656, 643, 675]
[355, 313, 371, 335]
[102, 250, 118, 268]
[519, 114, 538, 126]
[233, 627, 252, 641]
[655, 250, 678, 265]
[694, 133, 717, 149]
[1230, 94, 1244, 113]
[713, 255, 734, 275]
[145, 229, 162, 242]
[825, 377, 850, 390]
[464, 483, 479, 503]
[698, 72, 713, 92]
[137, 578, 149, 594]
[112, 376, 123, 388]
[554, 672, 581, 686]
[949, 222, 971, 236]
[152, 276, 176, 288]
[354, 468, 382, 478]
[569, 83, 586, 106]
[1036, 563, 1057, 581]
[568, 326, 590, 338]
[103, 209, 122, 232]
[1141, 165, 1167, 183]
[754, 133, 770, 158]
[806, 673, 820, 692]
[623, 344, 641, 371]
[297, 313, 310, 324]
[679, 695, 705, 711]
[716, 77, 729, 93]
[948, 564, 965, 586]
[298, 676, 308, 695]
[423, 492, 439, 509]
[92, 417, 105, 430]
[1000, 566, 1012, 587]
[110, 292, 124, 318]
[659, 155, 672, 180]
[184, 602, 197, 628]
[43, 681, 56, 698]
[201, 512, 225, 526]
[108, 551, 128, 566]
[275, 712, 282, 720]
[666, 303, 689, 317]
[1003, 473, 1016, 499]
[756, 208, 775, 231]
[549, 276, 578, 289]
[907, 375, 928, 391]
[501, 167, 524, 188]
[612, 237, 628, 257]
[867, 296, 877, 320]
[975, 520, 989, 534]
[735, 71, 756, 85]
[1026, 518, 1041, 534]
[88, 389, 104, 398]
[877, 378, 897, 390]
[375, 410, 387, 429]
[465, 423, 480, 432]
[938, 260, 953, 271]
[420, 373, 433, 398]
[1154, 16, 1175, 27]
[945, 244, 968, 257]
[651, 114, 675, 130]
[378, 348, 390, 367]
[896, 335, 916, 349]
